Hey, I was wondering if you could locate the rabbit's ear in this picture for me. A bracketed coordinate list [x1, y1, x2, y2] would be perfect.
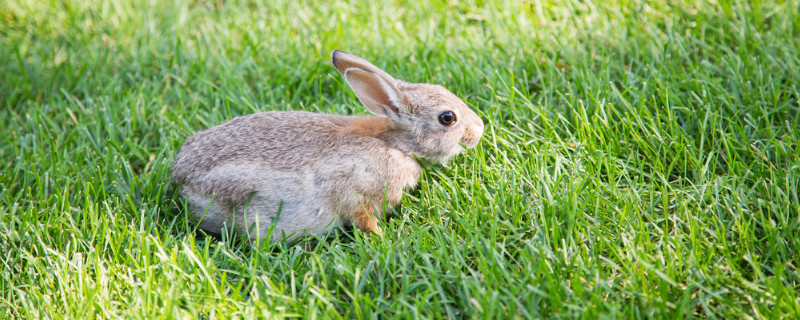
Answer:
[343, 67, 403, 117]
[331, 50, 396, 84]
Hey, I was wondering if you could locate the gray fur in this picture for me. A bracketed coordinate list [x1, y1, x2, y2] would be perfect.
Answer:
[172, 50, 484, 242]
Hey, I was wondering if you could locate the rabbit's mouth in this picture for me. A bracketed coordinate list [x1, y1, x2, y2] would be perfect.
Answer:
[460, 126, 484, 149]
[460, 136, 481, 149]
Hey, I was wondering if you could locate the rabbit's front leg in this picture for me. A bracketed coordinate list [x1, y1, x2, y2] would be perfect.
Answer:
[351, 204, 384, 236]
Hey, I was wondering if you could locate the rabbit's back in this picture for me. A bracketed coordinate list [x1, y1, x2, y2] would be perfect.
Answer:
[174, 111, 348, 174]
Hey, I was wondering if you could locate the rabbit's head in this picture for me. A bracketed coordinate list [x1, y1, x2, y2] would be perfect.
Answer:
[332, 50, 484, 163]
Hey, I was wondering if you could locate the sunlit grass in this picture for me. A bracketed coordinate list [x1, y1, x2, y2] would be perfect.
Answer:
[1, 0, 799, 318]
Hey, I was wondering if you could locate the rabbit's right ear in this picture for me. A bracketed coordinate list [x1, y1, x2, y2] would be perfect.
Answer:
[331, 50, 396, 82]
[342, 68, 403, 117]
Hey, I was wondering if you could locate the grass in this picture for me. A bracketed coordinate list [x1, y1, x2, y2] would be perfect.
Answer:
[1, 0, 799, 318]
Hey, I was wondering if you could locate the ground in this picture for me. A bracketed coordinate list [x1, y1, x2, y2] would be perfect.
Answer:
[1, 0, 799, 318]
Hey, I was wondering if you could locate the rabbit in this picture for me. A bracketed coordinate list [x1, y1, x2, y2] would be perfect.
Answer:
[171, 50, 484, 242]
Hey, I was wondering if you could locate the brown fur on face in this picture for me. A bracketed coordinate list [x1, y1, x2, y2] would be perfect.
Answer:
[171, 50, 484, 242]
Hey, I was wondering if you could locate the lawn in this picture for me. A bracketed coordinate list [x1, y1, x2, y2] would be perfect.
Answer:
[1, 0, 799, 318]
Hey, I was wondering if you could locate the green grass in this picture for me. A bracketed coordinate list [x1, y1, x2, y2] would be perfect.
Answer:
[2, 0, 799, 318]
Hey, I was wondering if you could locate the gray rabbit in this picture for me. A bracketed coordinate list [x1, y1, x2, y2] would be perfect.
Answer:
[172, 50, 484, 242]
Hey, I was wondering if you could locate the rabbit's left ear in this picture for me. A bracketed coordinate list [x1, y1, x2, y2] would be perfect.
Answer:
[342, 67, 402, 117]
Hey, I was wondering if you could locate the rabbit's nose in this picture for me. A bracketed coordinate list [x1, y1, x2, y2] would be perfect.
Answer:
[475, 120, 484, 138]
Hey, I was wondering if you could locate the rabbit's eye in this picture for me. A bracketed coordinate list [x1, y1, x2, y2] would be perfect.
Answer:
[438, 111, 457, 126]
